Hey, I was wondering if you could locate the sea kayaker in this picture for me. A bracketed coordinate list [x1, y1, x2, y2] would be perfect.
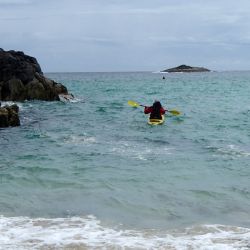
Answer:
[144, 101, 166, 119]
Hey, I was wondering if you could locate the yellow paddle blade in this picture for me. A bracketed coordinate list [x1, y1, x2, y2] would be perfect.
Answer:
[169, 110, 181, 115]
[128, 100, 139, 107]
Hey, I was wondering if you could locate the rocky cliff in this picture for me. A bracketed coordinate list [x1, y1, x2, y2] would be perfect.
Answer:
[0, 49, 68, 101]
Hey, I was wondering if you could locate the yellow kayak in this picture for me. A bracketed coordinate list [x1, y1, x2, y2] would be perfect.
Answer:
[148, 115, 165, 125]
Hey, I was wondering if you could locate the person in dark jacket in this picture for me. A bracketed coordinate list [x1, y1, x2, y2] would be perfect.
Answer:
[144, 101, 166, 119]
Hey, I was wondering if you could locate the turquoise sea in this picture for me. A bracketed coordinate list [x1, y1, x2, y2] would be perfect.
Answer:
[0, 71, 250, 249]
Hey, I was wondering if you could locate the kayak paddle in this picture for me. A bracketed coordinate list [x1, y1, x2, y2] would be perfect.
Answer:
[127, 100, 145, 107]
[127, 100, 181, 115]
[167, 110, 181, 116]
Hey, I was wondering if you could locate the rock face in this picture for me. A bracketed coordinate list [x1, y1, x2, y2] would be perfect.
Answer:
[0, 49, 68, 101]
[162, 64, 210, 73]
[0, 104, 20, 127]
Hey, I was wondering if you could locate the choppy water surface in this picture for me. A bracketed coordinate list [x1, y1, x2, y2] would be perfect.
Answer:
[0, 71, 250, 249]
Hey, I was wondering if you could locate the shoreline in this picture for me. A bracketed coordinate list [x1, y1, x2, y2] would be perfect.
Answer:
[0, 215, 249, 249]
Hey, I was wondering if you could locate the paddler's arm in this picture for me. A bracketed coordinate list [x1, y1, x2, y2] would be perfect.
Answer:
[160, 107, 166, 115]
[144, 106, 152, 114]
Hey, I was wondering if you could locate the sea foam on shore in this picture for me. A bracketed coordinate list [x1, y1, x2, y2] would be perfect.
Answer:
[0, 215, 250, 249]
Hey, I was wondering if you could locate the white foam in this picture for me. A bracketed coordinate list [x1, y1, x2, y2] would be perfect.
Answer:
[59, 95, 83, 103]
[63, 135, 97, 145]
[110, 142, 173, 161]
[0, 101, 23, 110]
[218, 144, 250, 157]
[0, 215, 249, 250]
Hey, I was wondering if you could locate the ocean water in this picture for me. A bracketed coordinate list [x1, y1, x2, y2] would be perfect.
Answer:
[0, 71, 250, 249]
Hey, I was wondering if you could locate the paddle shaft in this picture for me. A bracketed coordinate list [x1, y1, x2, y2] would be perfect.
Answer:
[128, 100, 180, 115]
[138, 103, 170, 113]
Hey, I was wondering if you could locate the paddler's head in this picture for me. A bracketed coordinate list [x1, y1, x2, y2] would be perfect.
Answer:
[153, 101, 162, 110]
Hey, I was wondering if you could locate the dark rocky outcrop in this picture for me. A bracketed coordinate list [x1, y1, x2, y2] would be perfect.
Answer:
[0, 104, 20, 127]
[0, 49, 68, 101]
[161, 64, 210, 73]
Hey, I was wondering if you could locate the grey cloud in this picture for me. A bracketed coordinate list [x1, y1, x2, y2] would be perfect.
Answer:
[0, 0, 33, 5]
[2, 0, 250, 71]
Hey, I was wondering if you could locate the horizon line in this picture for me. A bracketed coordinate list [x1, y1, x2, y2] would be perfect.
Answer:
[44, 69, 250, 74]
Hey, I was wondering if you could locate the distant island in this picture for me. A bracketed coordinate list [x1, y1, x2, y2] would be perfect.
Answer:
[161, 64, 210, 73]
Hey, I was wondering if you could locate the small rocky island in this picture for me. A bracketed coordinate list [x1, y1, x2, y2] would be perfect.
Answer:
[0, 103, 20, 127]
[161, 64, 210, 73]
[0, 48, 70, 127]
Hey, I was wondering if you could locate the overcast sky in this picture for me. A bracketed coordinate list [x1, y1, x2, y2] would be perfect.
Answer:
[1, 0, 250, 72]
